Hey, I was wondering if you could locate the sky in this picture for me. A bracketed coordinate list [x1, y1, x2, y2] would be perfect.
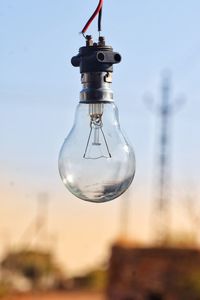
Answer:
[1, 0, 200, 275]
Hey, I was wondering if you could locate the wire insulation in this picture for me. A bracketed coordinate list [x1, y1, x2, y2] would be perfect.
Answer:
[81, 0, 104, 34]
[98, 7, 103, 33]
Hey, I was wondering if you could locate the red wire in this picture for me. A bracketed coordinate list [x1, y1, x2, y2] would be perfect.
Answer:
[81, 0, 104, 34]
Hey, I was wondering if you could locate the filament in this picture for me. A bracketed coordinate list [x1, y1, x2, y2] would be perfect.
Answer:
[83, 104, 111, 159]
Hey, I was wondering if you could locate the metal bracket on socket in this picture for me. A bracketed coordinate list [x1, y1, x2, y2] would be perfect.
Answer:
[81, 72, 112, 84]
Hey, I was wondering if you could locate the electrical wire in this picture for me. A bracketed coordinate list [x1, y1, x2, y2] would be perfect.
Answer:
[81, 0, 104, 36]
[98, 7, 103, 33]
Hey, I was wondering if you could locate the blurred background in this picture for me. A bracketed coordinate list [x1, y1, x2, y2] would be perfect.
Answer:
[1, 0, 200, 299]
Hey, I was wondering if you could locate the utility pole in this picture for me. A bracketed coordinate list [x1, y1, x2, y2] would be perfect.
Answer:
[20, 193, 50, 249]
[156, 74, 172, 244]
[119, 191, 131, 241]
[146, 72, 184, 244]
[35, 193, 49, 240]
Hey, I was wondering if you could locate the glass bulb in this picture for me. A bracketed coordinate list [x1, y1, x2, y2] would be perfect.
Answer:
[58, 102, 135, 203]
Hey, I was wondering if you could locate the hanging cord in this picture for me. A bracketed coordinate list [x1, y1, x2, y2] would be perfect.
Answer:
[81, 0, 104, 37]
[98, 7, 103, 34]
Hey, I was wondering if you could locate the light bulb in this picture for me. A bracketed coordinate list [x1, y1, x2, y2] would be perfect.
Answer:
[58, 36, 136, 203]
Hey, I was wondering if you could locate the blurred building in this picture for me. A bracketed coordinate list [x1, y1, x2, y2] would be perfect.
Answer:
[107, 244, 200, 300]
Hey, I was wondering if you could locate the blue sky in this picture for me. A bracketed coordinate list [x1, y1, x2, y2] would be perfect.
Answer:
[1, 0, 200, 274]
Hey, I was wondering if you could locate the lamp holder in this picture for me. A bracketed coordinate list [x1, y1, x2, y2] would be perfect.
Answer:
[71, 36, 122, 104]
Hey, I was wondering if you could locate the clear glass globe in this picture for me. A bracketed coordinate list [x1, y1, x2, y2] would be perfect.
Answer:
[58, 102, 135, 203]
